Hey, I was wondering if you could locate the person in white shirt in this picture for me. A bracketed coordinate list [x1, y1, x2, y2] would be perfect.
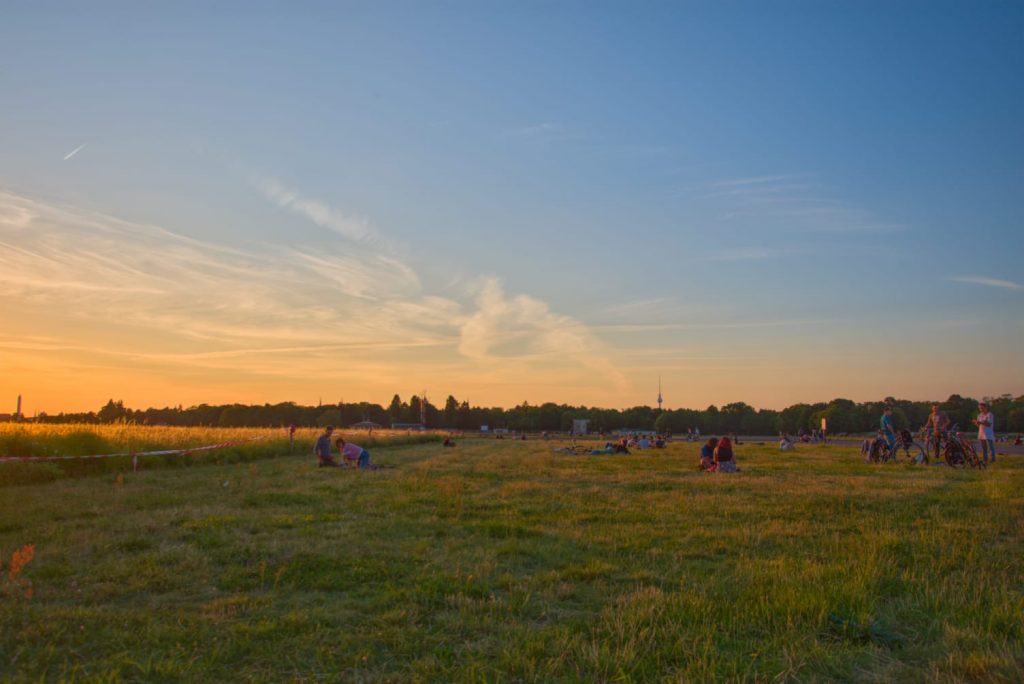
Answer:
[972, 401, 996, 464]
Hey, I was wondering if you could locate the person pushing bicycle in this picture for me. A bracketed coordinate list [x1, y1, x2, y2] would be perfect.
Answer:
[922, 403, 950, 463]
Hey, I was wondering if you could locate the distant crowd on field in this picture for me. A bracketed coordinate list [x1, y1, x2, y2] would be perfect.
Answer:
[305, 398, 1019, 474]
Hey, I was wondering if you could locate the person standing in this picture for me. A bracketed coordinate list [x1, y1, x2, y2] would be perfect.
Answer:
[315, 426, 339, 467]
[922, 403, 950, 463]
[973, 401, 996, 464]
[880, 405, 897, 453]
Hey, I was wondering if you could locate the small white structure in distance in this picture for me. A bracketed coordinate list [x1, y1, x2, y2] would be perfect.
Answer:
[572, 419, 589, 436]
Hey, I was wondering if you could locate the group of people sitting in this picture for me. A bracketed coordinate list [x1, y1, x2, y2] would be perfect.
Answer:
[699, 436, 738, 473]
[627, 434, 668, 449]
[589, 434, 669, 454]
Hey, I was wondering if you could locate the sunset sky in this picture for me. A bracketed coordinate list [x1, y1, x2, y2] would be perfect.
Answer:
[2, 1, 1022, 415]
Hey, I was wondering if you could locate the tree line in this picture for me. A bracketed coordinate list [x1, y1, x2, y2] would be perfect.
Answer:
[25, 393, 1024, 435]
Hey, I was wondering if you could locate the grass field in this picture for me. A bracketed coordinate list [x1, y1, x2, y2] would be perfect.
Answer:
[0, 423, 435, 487]
[1, 430, 1021, 682]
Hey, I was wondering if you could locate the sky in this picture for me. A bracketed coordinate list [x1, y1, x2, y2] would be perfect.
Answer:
[1, 0, 1022, 415]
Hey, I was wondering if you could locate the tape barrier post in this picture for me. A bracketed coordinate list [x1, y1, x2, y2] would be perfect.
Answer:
[0, 436, 264, 465]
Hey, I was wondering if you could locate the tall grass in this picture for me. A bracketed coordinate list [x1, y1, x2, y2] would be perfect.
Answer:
[0, 424, 439, 487]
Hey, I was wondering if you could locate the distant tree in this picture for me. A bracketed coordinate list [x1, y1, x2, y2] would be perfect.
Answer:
[388, 394, 404, 424]
[407, 395, 422, 424]
[1006, 408, 1024, 432]
[98, 399, 127, 423]
[720, 402, 756, 433]
[316, 409, 342, 427]
[701, 405, 721, 434]
[942, 394, 978, 430]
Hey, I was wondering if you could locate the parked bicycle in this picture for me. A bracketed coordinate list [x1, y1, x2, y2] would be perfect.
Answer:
[941, 424, 985, 469]
[868, 428, 927, 464]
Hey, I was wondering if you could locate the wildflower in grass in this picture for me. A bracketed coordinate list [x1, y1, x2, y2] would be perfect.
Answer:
[8, 544, 34, 582]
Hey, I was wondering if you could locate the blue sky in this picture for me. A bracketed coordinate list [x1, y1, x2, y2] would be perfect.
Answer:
[1, 1, 1021, 413]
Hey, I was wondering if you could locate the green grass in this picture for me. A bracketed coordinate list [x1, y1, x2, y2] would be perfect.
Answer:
[1, 437, 1021, 682]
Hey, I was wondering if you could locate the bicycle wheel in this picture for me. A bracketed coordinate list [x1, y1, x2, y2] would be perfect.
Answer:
[868, 440, 890, 464]
[944, 441, 967, 468]
[961, 439, 984, 469]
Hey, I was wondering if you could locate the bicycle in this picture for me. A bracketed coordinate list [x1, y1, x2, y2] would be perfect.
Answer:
[941, 425, 985, 469]
[868, 429, 927, 464]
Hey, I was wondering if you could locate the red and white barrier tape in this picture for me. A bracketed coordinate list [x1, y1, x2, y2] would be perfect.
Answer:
[0, 438, 264, 464]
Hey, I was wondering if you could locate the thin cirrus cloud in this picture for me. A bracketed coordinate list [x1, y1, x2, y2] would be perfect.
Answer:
[685, 174, 903, 234]
[63, 143, 87, 161]
[706, 247, 784, 261]
[251, 174, 375, 243]
[0, 188, 621, 402]
[949, 276, 1022, 291]
[499, 122, 582, 143]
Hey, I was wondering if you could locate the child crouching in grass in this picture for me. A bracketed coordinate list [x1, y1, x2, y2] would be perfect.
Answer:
[336, 437, 374, 469]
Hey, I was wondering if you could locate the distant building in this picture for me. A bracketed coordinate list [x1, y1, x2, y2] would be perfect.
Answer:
[571, 419, 589, 435]
[350, 420, 382, 430]
[615, 428, 657, 436]
[390, 422, 425, 431]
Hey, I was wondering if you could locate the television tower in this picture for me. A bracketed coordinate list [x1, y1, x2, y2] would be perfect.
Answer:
[657, 377, 663, 411]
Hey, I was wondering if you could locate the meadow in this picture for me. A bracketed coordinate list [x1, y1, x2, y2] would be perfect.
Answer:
[0, 423, 435, 487]
[1, 427, 1021, 682]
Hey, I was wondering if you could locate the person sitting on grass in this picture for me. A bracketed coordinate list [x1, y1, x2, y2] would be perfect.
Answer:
[315, 425, 340, 467]
[779, 432, 795, 451]
[700, 437, 719, 471]
[443, 434, 456, 447]
[715, 436, 738, 473]
[613, 438, 630, 454]
[336, 437, 374, 469]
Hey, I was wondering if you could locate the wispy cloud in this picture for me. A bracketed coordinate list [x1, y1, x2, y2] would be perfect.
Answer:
[500, 122, 581, 142]
[63, 143, 87, 161]
[706, 247, 785, 261]
[949, 276, 1022, 291]
[458, 277, 625, 386]
[251, 174, 374, 243]
[683, 174, 903, 234]
[707, 175, 792, 188]
[591, 319, 824, 334]
[0, 188, 623, 405]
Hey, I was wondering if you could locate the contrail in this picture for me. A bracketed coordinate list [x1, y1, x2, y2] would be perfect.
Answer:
[63, 143, 87, 161]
